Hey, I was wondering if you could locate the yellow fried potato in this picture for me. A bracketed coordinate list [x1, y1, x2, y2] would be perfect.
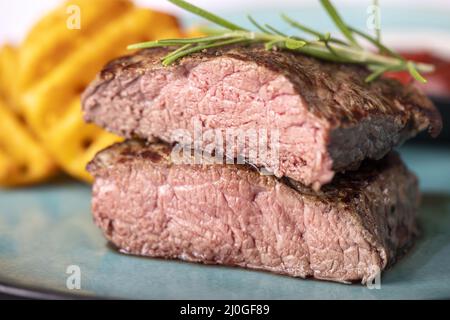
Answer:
[23, 7, 182, 120]
[145, 10, 183, 39]
[43, 98, 122, 182]
[19, 1, 182, 183]
[0, 99, 56, 187]
[0, 150, 15, 182]
[18, 0, 133, 91]
[185, 26, 207, 38]
[0, 44, 19, 109]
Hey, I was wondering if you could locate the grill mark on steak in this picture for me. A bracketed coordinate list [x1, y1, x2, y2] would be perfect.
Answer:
[83, 45, 442, 189]
[87, 139, 419, 284]
[139, 150, 163, 162]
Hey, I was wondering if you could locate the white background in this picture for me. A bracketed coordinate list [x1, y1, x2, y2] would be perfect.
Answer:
[1, 0, 450, 43]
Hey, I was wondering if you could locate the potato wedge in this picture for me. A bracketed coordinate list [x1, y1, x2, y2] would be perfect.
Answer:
[19, 1, 182, 182]
[0, 99, 56, 187]
[0, 44, 19, 109]
[18, 0, 133, 92]
[43, 97, 122, 182]
[23, 7, 182, 116]
[0, 150, 16, 182]
[185, 26, 207, 38]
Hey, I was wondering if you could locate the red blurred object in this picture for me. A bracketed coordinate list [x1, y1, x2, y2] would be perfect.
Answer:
[383, 70, 413, 85]
[384, 51, 450, 97]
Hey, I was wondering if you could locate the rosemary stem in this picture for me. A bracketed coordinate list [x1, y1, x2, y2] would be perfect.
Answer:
[297, 39, 433, 73]
[208, 31, 434, 73]
[161, 38, 249, 66]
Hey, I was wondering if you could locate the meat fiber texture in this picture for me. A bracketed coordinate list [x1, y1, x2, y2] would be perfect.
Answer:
[82, 45, 442, 189]
[87, 139, 420, 284]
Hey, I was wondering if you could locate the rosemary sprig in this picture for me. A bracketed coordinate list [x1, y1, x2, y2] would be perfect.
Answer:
[128, 0, 434, 83]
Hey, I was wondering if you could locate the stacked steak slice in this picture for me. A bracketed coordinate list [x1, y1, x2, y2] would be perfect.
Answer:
[82, 45, 442, 284]
[88, 140, 419, 284]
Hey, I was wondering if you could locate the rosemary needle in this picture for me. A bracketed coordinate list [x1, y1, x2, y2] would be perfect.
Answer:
[319, 0, 361, 48]
[162, 38, 249, 66]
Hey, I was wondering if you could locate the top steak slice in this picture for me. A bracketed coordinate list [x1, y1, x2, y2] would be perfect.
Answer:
[87, 139, 419, 284]
[82, 45, 442, 189]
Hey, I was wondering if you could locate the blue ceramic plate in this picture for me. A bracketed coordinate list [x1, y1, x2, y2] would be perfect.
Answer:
[1, 7, 450, 299]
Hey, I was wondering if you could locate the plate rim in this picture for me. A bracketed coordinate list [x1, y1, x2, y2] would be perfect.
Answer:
[0, 279, 101, 300]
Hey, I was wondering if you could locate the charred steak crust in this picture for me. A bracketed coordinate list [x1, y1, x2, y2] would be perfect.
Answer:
[87, 139, 419, 284]
[82, 45, 441, 188]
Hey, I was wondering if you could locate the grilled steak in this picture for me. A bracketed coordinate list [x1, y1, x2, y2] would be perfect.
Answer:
[83, 45, 442, 189]
[87, 139, 419, 284]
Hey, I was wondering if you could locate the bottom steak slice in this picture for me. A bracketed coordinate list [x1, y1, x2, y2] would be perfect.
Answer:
[87, 140, 419, 284]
